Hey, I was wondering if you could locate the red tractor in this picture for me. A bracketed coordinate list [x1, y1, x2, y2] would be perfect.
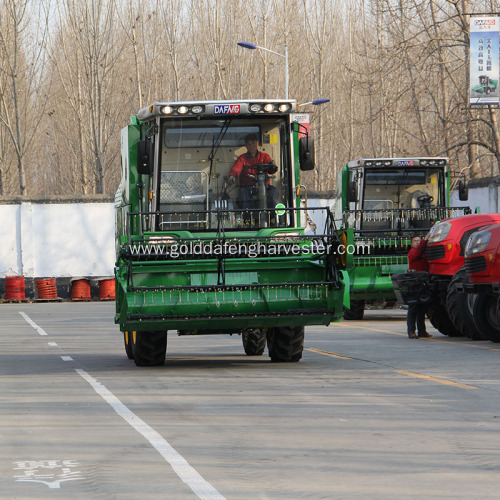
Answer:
[463, 222, 500, 342]
[424, 213, 500, 338]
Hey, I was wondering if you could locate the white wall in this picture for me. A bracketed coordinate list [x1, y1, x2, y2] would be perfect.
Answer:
[450, 184, 499, 214]
[0, 201, 115, 278]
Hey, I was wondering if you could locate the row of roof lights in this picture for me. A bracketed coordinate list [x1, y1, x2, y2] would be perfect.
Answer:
[364, 159, 447, 167]
[156, 102, 293, 116]
[160, 105, 204, 115]
[420, 159, 447, 166]
[250, 103, 292, 113]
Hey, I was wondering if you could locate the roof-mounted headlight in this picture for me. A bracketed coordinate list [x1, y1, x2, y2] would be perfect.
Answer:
[264, 103, 275, 112]
[191, 105, 203, 114]
[161, 105, 174, 115]
[279, 103, 291, 112]
[384, 160, 392, 166]
[177, 106, 189, 114]
[365, 160, 373, 166]
[438, 159, 446, 165]
[250, 103, 262, 112]
[421, 160, 428, 166]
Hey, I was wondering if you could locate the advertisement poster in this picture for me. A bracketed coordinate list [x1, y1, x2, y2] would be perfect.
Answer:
[470, 16, 500, 106]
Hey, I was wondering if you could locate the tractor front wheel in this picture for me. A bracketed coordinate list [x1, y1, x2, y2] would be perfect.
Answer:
[426, 302, 461, 337]
[123, 331, 134, 359]
[343, 299, 365, 320]
[242, 328, 266, 356]
[446, 269, 483, 340]
[132, 331, 167, 366]
[473, 294, 500, 343]
[267, 326, 304, 362]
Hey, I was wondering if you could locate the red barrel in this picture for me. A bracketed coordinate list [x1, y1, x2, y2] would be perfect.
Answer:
[99, 279, 115, 301]
[71, 278, 91, 301]
[5, 276, 25, 300]
[36, 278, 58, 300]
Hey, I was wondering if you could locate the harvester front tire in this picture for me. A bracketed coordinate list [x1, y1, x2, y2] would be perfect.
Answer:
[446, 269, 483, 340]
[132, 331, 167, 366]
[123, 331, 134, 359]
[473, 294, 500, 343]
[242, 328, 266, 356]
[426, 302, 461, 337]
[343, 299, 365, 320]
[267, 326, 304, 362]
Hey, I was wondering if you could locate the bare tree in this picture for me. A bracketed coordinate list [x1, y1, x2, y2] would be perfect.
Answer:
[0, 0, 50, 195]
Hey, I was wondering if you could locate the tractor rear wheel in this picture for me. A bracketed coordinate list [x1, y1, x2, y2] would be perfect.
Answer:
[242, 328, 266, 356]
[473, 294, 500, 343]
[267, 326, 304, 362]
[132, 331, 167, 366]
[426, 302, 461, 337]
[446, 269, 483, 340]
[343, 299, 365, 320]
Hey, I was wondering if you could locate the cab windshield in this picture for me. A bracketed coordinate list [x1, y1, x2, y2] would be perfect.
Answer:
[155, 118, 291, 231]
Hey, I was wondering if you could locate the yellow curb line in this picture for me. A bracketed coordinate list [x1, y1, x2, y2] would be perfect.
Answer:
[337, 322, 500, 351]
[306, 348, 479, 390]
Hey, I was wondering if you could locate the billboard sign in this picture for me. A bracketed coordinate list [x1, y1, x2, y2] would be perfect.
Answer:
[470, 16, 500, 106]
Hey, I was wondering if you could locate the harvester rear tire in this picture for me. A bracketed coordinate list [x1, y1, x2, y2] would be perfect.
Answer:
[123, 331, 134, 359]
[446, 269, 483, 340]
[132, 331, 167, 366]
[267, 326, 304, 362]
[343, 300, 365, 320]
[242, 328, 266, 356]
[473, 294, 500, 343]
[426, 302, 461, 337]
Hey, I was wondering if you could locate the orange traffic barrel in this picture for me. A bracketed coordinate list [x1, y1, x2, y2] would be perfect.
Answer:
[71, 278, 91, 301]
[5, 276, 25, 300]
[36, 278, 58, 300]
[99, 279, 115, 301]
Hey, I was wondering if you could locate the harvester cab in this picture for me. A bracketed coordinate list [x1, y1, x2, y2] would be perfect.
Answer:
[115, 99, 348, 365]
[335, 157, 471, 320]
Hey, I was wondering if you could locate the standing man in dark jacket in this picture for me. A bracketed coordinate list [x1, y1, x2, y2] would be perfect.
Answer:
[407, 234, 433, 339]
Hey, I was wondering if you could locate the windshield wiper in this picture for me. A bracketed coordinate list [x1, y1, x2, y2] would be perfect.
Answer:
[208, 118, 232, 178]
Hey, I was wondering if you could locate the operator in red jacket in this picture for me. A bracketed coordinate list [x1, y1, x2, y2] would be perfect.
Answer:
[406, 233, 433, 339]
[229, 134, 279, 210]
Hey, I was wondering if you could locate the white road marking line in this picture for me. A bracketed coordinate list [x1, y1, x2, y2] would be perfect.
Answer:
[48, 342, 58, 347]
[61, 356, 73, 362]
[75, 369, 225, 500]
[19, 312, 48, 336]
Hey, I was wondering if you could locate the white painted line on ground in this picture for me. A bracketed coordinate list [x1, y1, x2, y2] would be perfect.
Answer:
[61, 356, 73, 362]
[48, 342, 58, 347]
[19, 312, 48, 336]
[75, 369, 225, 500]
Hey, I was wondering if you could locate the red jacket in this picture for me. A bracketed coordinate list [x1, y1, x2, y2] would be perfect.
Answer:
[408, 240, 429, 272]
[229, 151, 275, 186]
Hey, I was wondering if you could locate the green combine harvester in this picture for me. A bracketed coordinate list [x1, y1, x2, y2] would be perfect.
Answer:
[115, 99, 348, 365]
[334, 157, 470, 319]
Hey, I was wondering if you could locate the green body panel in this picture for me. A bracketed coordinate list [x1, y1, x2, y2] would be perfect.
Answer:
[115, 256, 343, 331]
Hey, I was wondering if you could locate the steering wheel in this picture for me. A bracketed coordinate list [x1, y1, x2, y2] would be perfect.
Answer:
[417, 194, 434, 204]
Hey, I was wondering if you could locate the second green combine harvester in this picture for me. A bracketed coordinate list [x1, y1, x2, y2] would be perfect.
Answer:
[335, 157, 470, 319]
[115, 99, 348, 365]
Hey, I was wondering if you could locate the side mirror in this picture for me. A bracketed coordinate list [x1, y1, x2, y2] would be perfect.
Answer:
[458, 181, 469, 201]
[347, 181, 358, 202]
[299, 136, 315, 171]
[137, 140, 154, 175]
